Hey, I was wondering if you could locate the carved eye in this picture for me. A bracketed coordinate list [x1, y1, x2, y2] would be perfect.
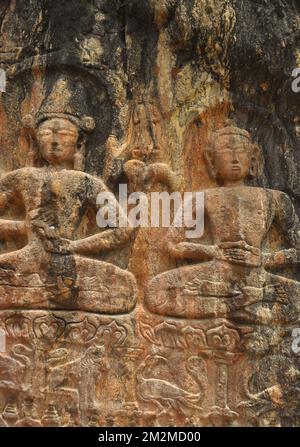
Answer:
[39, 130, 52, 137]
[58, 131, 75, 137]
[235, 149, 247, 155]
[216, 149, 231, 155]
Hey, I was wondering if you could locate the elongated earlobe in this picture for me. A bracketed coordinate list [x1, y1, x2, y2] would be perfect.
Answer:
[74, 138, 86, 171]
[249, 143, 263, 178]
[74, 151, 85, 171]
[249, 159, 256, 177]
[22, 114, 43, 166]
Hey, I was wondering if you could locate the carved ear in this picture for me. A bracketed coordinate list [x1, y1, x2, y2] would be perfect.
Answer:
[204, 146, 217, 179]
[249, 143, 264, 178]
[21, 114, 42, 165]
[74, 147, 85, 171]
[75, 131, 87, 171]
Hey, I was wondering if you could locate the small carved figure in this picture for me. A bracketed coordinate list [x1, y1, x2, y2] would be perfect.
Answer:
[137, 355, 207, 416]
[44, 344, 108, 408]
[104, 101, 180, 286]
[0, 344, 32, 390]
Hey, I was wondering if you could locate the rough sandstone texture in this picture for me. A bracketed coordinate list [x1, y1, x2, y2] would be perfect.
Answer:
[0, 0, 300, 427]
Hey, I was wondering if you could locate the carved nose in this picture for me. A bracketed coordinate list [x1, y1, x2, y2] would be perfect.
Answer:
[232, 152, 239, 163]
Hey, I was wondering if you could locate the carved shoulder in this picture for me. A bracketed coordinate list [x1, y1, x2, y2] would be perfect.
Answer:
[78, 172, 113, 207]
[0, 168, 29, 193]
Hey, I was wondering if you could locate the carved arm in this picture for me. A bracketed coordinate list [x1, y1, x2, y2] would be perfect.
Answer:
[0, 219, 26, 238]
[167, 241, 216, 261]
[264, 191, 300, 268]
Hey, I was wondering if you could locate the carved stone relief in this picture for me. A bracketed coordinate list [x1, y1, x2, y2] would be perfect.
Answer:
[0, 0, 300, 427]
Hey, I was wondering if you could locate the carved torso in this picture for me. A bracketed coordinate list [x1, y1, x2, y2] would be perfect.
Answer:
[204, 186, 275, 248]
[0, 167, 106, 241]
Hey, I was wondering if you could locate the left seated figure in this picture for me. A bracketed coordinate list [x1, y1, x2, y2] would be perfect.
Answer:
[0, 109, 137, 314]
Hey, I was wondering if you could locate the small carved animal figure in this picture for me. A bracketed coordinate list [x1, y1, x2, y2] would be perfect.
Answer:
[0, 344, 32, 389]
[45, 345, 108, 406]
[137, 355, 207, 416]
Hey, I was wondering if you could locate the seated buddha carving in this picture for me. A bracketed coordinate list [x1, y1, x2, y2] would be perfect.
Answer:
[146, 124, 300, 321]
[0, 111, 137, 314]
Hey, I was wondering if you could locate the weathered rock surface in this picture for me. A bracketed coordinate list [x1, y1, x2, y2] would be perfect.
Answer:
[0, 0, 300, 427]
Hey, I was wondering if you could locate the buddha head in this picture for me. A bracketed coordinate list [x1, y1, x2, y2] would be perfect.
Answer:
[23, 113, 95, 170]
[205, 124, 262, 186]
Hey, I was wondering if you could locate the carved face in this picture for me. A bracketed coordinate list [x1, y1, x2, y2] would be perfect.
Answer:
[131, 104, 162, 162]
[37, 118, 79, 166]
[212, 135, 252, 184]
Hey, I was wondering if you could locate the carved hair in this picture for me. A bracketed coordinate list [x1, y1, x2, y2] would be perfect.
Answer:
[23, 113, 95, 133]
[36, 113, 95, 134]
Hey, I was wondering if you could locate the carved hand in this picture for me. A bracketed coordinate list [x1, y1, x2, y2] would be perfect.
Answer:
[123, 159, 146, 189]
[32, 221, 73, 255]
[143, 162, 179, 191]
[216, 241, 262, 267]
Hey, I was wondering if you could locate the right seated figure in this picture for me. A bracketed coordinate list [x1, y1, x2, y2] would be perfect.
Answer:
[146, 124, 300, 321]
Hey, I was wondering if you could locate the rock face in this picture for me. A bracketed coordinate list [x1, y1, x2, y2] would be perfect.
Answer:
[0, 0, 300, 427]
